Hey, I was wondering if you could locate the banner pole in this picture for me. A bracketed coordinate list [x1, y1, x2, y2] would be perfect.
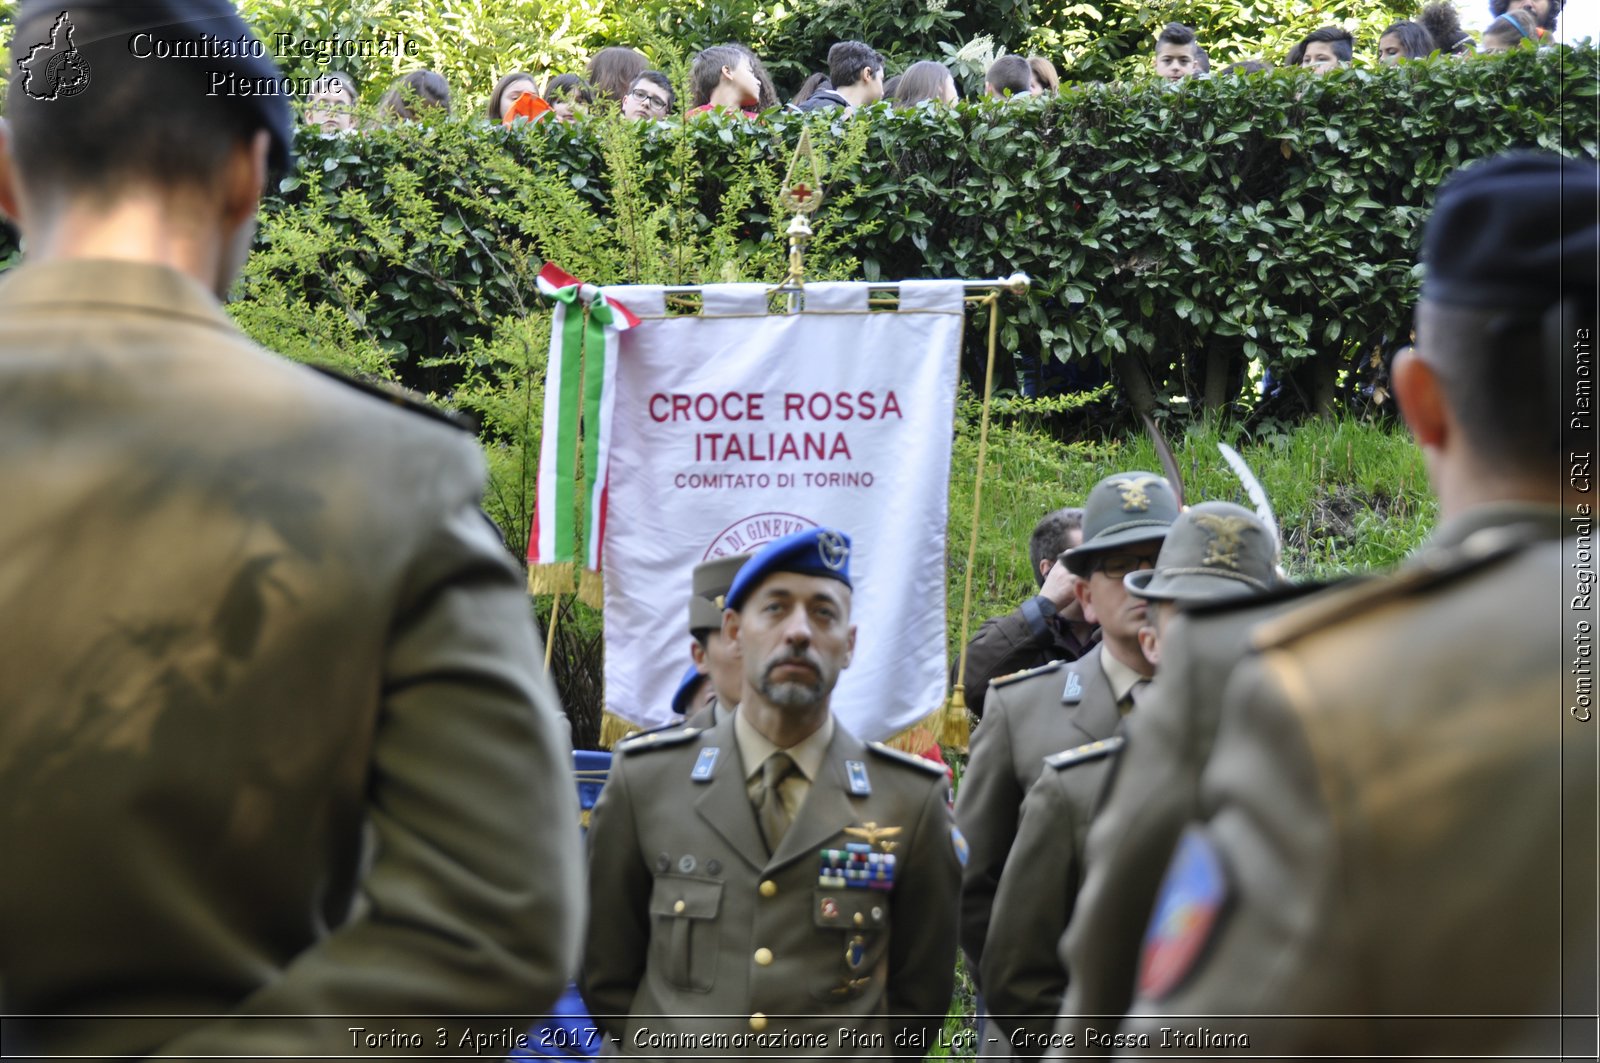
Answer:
[941, 290, 1004, 751]
[544, 594, 561, 672]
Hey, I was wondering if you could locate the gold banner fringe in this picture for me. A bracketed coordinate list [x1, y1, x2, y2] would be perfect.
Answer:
[935, 686, 972, 752]
[885, 693, 970, 760]
[598, 710, 634, 750]
[529, 562, 576, 597]
[577, 568, 605, 610]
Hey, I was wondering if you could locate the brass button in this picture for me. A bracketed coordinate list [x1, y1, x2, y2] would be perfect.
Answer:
[749, 1013, 768, 1032]
[673, 900, 685, 914]
[759, 880, 778, 898]
[853, 912, 864, 927]
[754, 947, 773, 966]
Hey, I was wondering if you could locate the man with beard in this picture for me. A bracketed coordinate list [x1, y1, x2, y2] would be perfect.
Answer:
[582, 528, 961, 1057]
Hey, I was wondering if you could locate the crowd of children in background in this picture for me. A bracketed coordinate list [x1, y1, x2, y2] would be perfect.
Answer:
[300, 0, 1570, 136]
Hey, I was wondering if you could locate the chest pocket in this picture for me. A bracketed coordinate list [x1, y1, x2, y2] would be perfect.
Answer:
[811, 889, 891, 1002]
[650, 875, 723, 993]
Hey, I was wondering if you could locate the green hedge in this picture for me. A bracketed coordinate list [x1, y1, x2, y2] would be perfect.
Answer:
[1, 47, 1595, 421]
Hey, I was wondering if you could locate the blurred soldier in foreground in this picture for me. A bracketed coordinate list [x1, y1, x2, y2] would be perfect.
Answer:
[0, 1, 582, 1055]
[982, 503, 1278, 1055]
[1057, 152, 1597, 1055]
[582, 528, 960, 1056]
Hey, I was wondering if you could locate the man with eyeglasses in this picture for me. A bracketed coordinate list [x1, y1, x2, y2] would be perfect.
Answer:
[620, 71, 674, 120]
[979, 502, 1279, 1054]
[954, 472, 1177, 1050]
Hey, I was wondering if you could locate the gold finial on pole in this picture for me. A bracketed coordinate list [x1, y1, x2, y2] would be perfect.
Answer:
[778, 127, 824, 298]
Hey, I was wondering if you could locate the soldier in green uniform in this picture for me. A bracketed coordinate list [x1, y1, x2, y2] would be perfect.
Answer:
[684, 553, 750, 729]
[582, 528, 961, 1057]
[980, 503, 1278, 1055]
[0, 1, 583, 1056]
[955, 474, 1177, 1056]
[1061, 153, 1597, 1055]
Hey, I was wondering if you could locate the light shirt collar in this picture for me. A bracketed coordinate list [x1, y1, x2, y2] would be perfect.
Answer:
[1099, 646, 1149, 705]
[735, 708, 834, 783]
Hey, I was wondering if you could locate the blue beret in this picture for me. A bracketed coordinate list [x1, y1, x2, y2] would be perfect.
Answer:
[1422, 152, 1599, 313]
[670, 663, 708, 718]
[13, 0, 294, 178]
[724, 527, 853, 612]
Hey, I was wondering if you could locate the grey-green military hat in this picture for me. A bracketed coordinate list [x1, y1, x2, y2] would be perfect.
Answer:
[687, 553, 751, 634]
[1062, 471, 1180, 576]
[1124, 501, 1278, 603]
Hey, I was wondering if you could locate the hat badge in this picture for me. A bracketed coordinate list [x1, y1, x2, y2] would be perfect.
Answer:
[818, 530, 849, 571]
[1194, 513, 1252, 570]
[1110, 476, 1163, 512]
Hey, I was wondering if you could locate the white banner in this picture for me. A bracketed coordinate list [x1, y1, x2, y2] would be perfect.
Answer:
[600, 280, 966, 740]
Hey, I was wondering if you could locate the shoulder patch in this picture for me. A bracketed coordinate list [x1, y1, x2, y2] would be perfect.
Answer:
[309, 364, 476, 433]
[614, 726, 701, 754]
[991, 660, 1064, 689]
[1044, 735, 1125, 771]
[1251, 529, 1531, 651]
[867, 742, 946, 776]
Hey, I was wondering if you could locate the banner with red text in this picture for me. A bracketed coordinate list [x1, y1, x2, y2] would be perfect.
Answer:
[600, 281, 965, 739]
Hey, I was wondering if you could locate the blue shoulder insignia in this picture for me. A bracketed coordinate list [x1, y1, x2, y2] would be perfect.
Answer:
[1044, 735, 1125, 771]
[867, 742, 946, 776]
[614, 726, 700, 755]
[992, 660, 1064, 689]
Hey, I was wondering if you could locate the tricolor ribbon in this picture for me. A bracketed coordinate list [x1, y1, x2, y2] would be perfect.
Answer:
[528, 263, 639, 605]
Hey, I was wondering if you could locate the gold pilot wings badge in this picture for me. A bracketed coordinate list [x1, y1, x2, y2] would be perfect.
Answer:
[843, 822, 902, 852]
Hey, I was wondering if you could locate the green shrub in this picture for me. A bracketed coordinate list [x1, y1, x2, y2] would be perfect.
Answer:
[7, 47, 1579, 423]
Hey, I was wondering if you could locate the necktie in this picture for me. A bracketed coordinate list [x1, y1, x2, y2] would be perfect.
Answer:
[755, 752, 798, 854]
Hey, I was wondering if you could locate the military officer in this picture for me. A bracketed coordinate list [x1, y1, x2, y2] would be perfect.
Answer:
[980, 503, 1278, 1055]
[1065, 153, 1597, 1055]
[684, 553, 750, 729]
[582, 528, 961, 1057]
[0, 1, 582, 1057]
[955, 472, 1178, 978]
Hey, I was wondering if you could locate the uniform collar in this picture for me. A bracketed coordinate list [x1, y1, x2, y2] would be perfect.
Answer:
[0, 259, 238, 335]
[734, 707, 834, 783]
[1098, 644, 1149, 704]
[1423, 503, 1567, 554]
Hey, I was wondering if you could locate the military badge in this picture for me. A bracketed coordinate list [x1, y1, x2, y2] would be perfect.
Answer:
[1062, 670, 1084, 702]
[820, 845, 897, 890]
[1110, 475, 1163, 512]
[1194, 512, 1253, 571]
[820, 897, 840, 919]
[845, 934, 868, 970]
[950, 826, 970, 867]
[690, 747, 720, 781]
[845, 759, 872, 795]
[843, 822, 901, 852]
[1137, 826, 1230, 1000]
[817, 530, 849, 571]
[677, 855, 698, 874]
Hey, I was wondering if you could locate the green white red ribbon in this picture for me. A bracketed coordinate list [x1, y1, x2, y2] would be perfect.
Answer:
[528, 263, 639, 599]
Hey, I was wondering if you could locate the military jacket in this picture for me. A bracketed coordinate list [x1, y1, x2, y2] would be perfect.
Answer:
[0, 261, 583, 1057]
[1080, 508, 1586, 1054]
[981, 737, 1121, 1056]
[581, 710, 960, 1058]
[955, 643, 1121, 971]
[955, 601, 1099, 718]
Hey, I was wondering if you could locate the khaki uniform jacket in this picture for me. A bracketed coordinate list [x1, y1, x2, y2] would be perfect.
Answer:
[956, 644, 1121, 972]
[1097, 508, 1588, 1054]
[0, 261, 584, 1058]
[1056, 586, 1323, 1042]
[981, 739, 1119, 1056]
[581, 710, 960, 1057]
[956, 601, 1099, 718]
